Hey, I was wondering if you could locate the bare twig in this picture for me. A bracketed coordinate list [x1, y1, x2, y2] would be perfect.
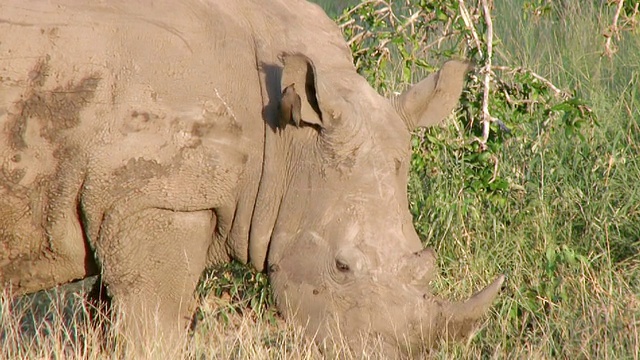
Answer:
[397, 10, 423, 33]
[458, 0, 483, 57]
[339, 18, 355, 29]
[603, 0, 625, 57]
[502, 89, 538, 106]
[529, 72, 568, 98]
[493, 65, 570, 99]
[479, 0, 495, 145]
[489, 154, 499, 183]
[337, 0, 386, 21]
[424, 29, 459, 51]
[346, 31, 367, 46]
[384, 0, 397, 28]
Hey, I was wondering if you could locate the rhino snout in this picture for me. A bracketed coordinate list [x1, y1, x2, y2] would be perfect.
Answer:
[365, 274, 506, 357]
[396, 247, 438, 287]
[404, 274, 506, 352]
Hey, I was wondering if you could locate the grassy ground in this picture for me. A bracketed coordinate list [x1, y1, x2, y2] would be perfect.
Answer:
[2, 0, 639, 359]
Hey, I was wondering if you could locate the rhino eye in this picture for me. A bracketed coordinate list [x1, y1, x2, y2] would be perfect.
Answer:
[335, 259, 350, 272]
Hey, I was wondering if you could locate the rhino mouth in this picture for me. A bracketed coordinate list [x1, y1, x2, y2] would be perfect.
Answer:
[373, 274, 506, 357]
[404, 274, 506, 354]
[317, 273, 506, 357]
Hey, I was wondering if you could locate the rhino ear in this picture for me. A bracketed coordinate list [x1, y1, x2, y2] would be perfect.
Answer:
[394, 60, 473, 131]
[280, 54, 323, 128]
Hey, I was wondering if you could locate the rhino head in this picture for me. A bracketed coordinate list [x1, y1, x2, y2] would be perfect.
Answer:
[247, 54, 505, 356]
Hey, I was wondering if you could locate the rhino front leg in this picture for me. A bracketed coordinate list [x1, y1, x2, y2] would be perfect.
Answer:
[96, 207, 214, 357]
[1, 165, 98, 295]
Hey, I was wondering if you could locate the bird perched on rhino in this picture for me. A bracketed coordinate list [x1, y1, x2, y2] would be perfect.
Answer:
[279, 83, 302, 128]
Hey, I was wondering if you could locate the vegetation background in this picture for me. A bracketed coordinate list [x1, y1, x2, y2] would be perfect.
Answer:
[2, 0, 638, 358]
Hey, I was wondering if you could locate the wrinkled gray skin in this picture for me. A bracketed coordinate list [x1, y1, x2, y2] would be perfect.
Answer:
[0, 0, 504, 357]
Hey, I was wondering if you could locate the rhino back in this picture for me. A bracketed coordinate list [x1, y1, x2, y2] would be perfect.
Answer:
[0, 0, 267, 291]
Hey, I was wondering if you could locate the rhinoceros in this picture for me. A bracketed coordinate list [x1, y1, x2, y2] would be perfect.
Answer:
[0, 0, 504, 357]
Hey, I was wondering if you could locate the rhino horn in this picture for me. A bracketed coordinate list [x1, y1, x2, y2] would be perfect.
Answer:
[440, 274, 506, 340]
[385, 274, 505, 354]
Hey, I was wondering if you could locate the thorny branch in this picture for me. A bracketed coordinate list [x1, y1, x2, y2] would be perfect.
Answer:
[456, 0, 496, 147]
[339, 0, 572, 149]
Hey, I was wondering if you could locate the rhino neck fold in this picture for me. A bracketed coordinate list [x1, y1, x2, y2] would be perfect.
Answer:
[247, 125, 285, 271]
[249, 112, 323, 269]
[235, 0, 364, 271]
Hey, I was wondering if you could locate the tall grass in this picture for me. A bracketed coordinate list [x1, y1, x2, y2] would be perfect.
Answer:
[0, 288, 390, 359]
[0, 288, 118, 360]
[2, 0, 639, 358]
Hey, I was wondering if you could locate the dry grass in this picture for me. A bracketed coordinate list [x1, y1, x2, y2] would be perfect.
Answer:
[2, 260, 638, 359]
[0, 286, 389, 360]
[1, 286, 118, 360]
